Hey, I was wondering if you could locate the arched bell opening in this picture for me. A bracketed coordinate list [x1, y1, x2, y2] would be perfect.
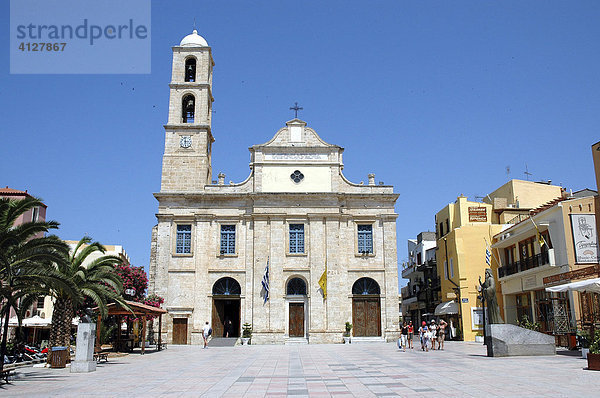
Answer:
[182, 94, 195, 123]
[184, 57, 196, 82]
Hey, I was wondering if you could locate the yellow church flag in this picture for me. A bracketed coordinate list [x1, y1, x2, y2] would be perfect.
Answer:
[530, 217, 546, 248]
[318, 265, 327, 299]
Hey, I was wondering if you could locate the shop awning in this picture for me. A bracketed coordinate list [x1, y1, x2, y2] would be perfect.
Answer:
[545, 277, 600, 294]
[434, 300, 459, 315]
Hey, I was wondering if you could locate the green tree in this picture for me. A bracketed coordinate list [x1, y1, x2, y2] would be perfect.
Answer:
[48, 237, 129, 350]
[0, 197, 72, 372]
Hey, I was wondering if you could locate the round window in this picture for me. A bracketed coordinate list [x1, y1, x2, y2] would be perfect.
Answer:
[290, 170, 304, 183]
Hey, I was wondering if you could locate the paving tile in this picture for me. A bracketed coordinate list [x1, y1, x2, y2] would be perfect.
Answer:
[2, 342, 595, 397]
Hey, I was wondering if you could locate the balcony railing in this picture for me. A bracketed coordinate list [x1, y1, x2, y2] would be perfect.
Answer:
[498, 251, 550, 278]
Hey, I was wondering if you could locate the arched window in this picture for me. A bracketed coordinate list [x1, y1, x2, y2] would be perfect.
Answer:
[286, 277, 307, 295]
[182, 94, 195, 123]
[185, 58, 196, 82]
[352, 277, 380, 295]
[212, 277, 241, 295]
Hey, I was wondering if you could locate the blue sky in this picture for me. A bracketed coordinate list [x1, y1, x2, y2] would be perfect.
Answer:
[2, 1, 599, 286]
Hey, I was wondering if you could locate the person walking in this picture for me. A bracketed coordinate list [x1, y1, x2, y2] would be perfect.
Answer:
[224, 319, 232, 338]
[429, 320, 437, 350]
[202, 321, 211, 348]
[400, 322, 408, 352]
[437, 319, 448, 350]
[407, 321, 414, 349]
[418, 321, 429, 352]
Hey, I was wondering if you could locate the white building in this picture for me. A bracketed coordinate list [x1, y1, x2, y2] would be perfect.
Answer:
[493, 193, 597, 340]
[148, 31, 400, 345]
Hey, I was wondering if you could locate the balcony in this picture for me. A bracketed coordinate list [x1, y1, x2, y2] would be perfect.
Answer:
[401, 285, 419, 301]
[401, 265, 417, 279]
[498, 250, 552, 278]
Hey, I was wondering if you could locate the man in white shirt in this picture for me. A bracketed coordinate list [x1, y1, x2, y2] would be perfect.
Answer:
[202, 322, 211, 348]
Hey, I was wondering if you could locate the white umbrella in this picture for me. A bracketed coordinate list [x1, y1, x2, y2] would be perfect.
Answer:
[22, 315, 52, 344]
[22, 315, 51, 328]
[545, 277, 600, 294]
[1, 316, 20, 327]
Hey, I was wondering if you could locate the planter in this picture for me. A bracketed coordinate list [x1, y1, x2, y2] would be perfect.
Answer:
[241, 337, 250, 345]
[587, 353, 600, 371]
[343, 336, 351, 344]
[582, 348, 589, 359]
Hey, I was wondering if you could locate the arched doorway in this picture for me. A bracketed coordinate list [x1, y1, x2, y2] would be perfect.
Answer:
[352, 277, 381, 337]
[212, 277, 241, 338]
[286, 277, 307, 338]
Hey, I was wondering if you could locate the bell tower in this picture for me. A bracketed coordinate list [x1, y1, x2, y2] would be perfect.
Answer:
[160, 30, 214, 192]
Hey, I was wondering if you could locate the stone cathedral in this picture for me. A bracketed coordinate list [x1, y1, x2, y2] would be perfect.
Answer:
[149, 30, 400, 345]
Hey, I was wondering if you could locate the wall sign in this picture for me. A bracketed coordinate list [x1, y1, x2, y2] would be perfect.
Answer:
[570, 214, 599, 264]
[471, 307, 488, 330]
[265, 153, 328, 160]
[543, 264, 600, 285]
[469, 207, 487, 222]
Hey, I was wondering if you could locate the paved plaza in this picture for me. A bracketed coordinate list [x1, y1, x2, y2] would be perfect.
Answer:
[1, 341, 597, 397]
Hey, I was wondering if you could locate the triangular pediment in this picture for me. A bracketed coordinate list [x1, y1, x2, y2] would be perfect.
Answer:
[251, 119, 340, 150]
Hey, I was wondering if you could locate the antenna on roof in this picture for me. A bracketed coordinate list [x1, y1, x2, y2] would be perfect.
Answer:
[193, 17, 196, 30]
[524, 164, 532, 181]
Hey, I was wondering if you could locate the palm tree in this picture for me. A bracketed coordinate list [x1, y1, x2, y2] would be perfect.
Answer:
[0, 196, 72, 372]
[48, 237, 129, 351]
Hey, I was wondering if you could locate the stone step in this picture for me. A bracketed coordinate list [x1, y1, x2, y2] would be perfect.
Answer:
[208, 337, 238, 347]
[285, 338, 309, 345]
[350, 337, 385, 344]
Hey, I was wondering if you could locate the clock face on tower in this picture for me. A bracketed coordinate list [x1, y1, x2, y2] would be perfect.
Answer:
[180, 136, 192, 148]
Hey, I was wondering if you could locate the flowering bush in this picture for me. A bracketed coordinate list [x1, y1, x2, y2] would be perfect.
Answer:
[143, 294, 164, 308]
[114, 262, 148, 301]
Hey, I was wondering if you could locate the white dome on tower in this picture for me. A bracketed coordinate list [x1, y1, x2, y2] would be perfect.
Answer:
[179, 30, 208, 47]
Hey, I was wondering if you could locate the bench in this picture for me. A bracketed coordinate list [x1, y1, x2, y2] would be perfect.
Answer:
[0, 368, 15, 384]
[93, 350, 109, 363]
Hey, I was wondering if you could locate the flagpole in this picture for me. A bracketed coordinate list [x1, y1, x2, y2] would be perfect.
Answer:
[484, 237, 501, 267]
[529, 213, 548, 248]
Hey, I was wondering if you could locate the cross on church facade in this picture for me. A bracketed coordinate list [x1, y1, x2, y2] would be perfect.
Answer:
[290, 102, 303, 118]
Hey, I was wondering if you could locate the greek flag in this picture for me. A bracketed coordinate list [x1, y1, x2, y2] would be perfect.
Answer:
[485, 247, 491, 266]
[261, 257, 270, 304]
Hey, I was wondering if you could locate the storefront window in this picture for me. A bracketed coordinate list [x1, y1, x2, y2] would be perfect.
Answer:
[515, 293, 532, 323]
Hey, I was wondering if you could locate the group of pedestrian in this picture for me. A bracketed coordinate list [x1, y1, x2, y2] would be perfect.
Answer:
[399, 320, 415, 351]
[398, 319, 447, 352]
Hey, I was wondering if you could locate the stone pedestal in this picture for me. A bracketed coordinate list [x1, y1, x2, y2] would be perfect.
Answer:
[485, 324, 555, 357]
[71, 322, 97, 373]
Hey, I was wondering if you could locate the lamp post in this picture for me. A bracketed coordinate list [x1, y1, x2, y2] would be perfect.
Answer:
[478, 292, 487, 346]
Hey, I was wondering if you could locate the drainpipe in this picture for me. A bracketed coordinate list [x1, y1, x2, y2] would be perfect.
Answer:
[444, 237, 463, 340]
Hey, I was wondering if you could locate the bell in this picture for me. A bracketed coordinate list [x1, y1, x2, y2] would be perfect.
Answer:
[187, 99, 194, 109]
[187, 65, 194, 72]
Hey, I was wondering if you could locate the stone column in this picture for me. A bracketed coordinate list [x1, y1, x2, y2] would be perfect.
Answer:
[70, 322, 97, 373]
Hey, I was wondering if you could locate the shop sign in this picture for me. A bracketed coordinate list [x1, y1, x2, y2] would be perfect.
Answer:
[570, 214, 599, 264]
[469, 207, 487, 222]
[543, 265, 600, 285]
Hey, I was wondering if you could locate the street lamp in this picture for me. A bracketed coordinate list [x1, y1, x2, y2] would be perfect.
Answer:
[477, 286, 487, 346]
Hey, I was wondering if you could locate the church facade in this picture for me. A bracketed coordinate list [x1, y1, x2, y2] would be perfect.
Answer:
[149, 30, 400, 344]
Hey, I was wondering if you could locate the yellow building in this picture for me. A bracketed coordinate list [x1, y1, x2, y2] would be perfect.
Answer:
[492, 194, 597, 345]
[435, 196, 503, 341]
[434, 180, 565, 341]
